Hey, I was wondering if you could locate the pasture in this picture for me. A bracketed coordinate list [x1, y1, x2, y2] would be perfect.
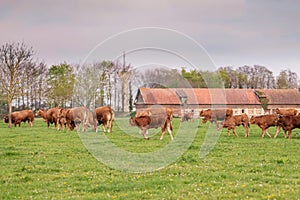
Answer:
[0, 118, 299, 199]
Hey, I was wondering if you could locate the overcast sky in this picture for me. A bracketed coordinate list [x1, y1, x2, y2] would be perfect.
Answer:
[1, 0, 299, 76]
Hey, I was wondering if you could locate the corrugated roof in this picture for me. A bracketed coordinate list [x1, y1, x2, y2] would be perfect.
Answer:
[256, 89, 300, 105]
[137, 88, 261, 105]
[138, 88, 181, 105]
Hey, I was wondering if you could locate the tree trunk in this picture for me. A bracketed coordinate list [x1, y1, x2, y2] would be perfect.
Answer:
[8, 100, 12, 128]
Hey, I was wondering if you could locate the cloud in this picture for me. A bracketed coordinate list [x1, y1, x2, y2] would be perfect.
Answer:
[0, 0, 299, 76]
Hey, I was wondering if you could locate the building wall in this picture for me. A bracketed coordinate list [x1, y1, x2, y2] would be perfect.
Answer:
[135, 104, 264, 118]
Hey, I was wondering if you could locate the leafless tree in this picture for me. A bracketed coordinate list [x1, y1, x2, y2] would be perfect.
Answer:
[0, 42, 34, 127]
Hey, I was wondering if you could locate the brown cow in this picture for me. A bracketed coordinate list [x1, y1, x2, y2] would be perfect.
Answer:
[36, 108, 66, 130]
[35, 109, 47, 122]
[250, 114, 280, 138]
[217, 114, 250, 137]
[181, 112, 194, 122]
[94, 106, 114, 133]
[65, 107, 98, 132]
[275, 115, 300, 139]
[129, 107, 173, 140]
[217, 117, 238, 137]
[4, 110, 34, 127]
[45, 107, 60, 129]
[57, 108, 68, 130]
[200, 109, 233, 125]
[274, 108, 298, 116]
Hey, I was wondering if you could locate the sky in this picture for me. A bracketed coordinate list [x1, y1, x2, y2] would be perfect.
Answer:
[1, 0, 299, 76]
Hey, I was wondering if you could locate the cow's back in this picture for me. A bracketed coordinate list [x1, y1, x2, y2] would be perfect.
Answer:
[46, 108, 59, 122]
[95, 106, 114, 124]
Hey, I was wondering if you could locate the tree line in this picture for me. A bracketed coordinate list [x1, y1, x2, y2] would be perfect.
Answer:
[0, 42, 299, 117]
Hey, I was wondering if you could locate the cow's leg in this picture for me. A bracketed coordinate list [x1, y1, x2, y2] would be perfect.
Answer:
[265, 128, 272, 138]
[101, 123, 106, 133]
[232, 128, 238, 137]
[56, 119, 60, 130]
[109, 119, 113, 133]
[288, 130, 292, 139]
[261, 128, 265, 138]
[227, 129, 231, 136]
[244, 124, 249, 137]
[274, 126, 281, 138]
[106, 121, 111, 133]
[141, 128, 149, 140]
[160, 129, 166, 140]
[283, 130, 287, 138]
[167, 123, 173, 140]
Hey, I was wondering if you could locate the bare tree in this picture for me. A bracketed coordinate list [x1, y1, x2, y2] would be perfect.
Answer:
[0, 42, 34, 127]
[237, 65, 275, 89]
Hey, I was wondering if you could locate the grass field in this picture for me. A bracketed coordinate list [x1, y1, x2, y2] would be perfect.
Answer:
[0, 118, 299, 199]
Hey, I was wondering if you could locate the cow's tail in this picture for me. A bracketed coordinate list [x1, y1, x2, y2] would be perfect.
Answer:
[82, 107, 90, 132]
[109, 109, 115, 132]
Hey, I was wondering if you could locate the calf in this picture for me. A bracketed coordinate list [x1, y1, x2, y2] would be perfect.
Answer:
[4, 110, 34, 127]
[65, 107, 98, 132]
[44, 107, 60, 129]
[130, 108, 173, 140]
[35, 109, 47, 122]
[275, 115, 300, 139]
[200, 108, 233, 125]
[250, 114, 280, 138]
[218, 114, 250, 137]
[94, 106, 114, 133]
[181, 112, 194, 122]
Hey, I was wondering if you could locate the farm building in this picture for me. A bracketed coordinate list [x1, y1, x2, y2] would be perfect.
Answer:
[134, 88, 265, 117]
[255, 89, 300, 114]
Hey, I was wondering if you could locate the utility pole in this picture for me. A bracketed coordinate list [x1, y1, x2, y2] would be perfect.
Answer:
[119, 51, 130, 113]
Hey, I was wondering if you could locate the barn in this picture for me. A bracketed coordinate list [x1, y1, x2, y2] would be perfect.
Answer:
[134, 88, 264, 117]
[254, 89, 300, 114]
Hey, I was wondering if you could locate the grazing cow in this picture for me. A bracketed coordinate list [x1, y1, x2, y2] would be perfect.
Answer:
[181, 112, 194, 122]
[250, 114, 280, 138]
[36, 108, 67, 130]
[274, 108, 298, 116]
[129, 107, 173, 140]
[35, 109, 47, 122]
[200, 109, 233, 125]
[57, 108, 68, 130]
[4, 110, 34, 127]
[65, 107, 98, 132]
[94, 106, 114, 133]
[275, 115, 300, 139]
[44, 107, 61, 129]
[217, 114, 250, 137]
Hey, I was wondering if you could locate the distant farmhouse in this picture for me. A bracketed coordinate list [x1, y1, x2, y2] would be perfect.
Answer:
[134, 88, 300, 117]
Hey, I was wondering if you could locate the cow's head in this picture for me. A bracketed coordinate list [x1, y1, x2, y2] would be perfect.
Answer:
[129, 117, 136, 127]
[3, 115, 9, 123]
[199, 110, 204, 116]
[249, 116, 256, 124]
[202, 117, 208, 124]
[35, 110, 43, 117]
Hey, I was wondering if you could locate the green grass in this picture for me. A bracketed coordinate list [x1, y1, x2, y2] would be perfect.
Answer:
[0, 118, 299, 199]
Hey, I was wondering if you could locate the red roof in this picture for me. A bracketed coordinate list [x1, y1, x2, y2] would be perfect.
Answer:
[256, 89, 300, 105]
[136, 88, 261, 105]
